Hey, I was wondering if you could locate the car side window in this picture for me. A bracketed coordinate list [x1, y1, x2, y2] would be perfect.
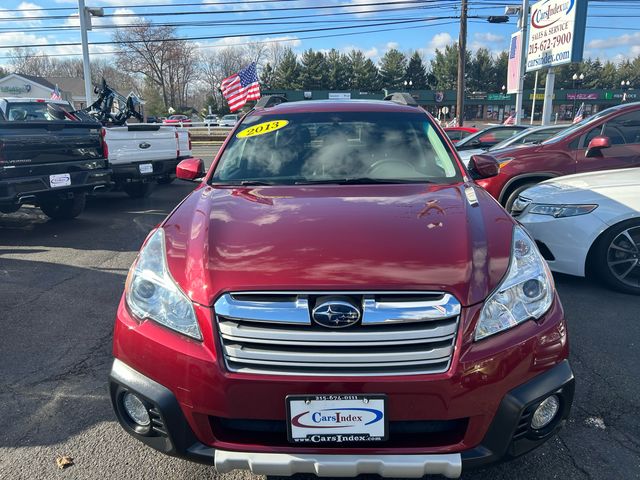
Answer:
[606, 111, 640, 145]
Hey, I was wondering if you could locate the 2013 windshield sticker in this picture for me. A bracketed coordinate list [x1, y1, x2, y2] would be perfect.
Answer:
[236, 120, 289, 138]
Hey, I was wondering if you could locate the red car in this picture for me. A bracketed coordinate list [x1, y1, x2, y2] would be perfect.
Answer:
[109, 94, 574, 478]
[479, 102, 640, 210]
[163, 114, 192, 126]
[444, 126, 478, 143]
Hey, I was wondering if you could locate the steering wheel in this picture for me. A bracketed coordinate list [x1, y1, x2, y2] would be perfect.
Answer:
[367, 159, 417, 176]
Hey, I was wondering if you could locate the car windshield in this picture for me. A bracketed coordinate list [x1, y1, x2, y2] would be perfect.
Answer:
[455, 126, 525, 148]
[211, 111, 462, 185]
[541, 106, 623, 144]
[3, 101, 75, 122]
[489, 127, 566, 151]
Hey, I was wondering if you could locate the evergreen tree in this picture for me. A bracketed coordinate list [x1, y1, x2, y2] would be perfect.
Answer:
[272, 47, 301, 89]
[325, 49, 349, 90]
[379, 48, 407, 90]
[492, 50, 509, 91]
[347, 49, 378, 90]
[260, 62, 274, 90]
[405, 51, 429, 89]
[430, 43, 464, 90]
[468, 48, 493, 92]
[299, 49, 327, 89]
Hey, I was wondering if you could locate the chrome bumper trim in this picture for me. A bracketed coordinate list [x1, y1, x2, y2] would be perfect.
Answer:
[214, 450, 462, 478]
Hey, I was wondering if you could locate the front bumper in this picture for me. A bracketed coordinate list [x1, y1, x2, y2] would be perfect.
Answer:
[517, 209, 604, 277]
[110, 296, 574, 477]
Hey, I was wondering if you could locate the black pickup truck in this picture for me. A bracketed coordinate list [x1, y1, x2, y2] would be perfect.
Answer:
[0, 98, 111, 219]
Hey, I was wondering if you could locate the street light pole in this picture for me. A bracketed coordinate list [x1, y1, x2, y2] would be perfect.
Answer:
[456, 0, 468, 127]
[78, 1, 103, 108]
[515, 0, 529, 125]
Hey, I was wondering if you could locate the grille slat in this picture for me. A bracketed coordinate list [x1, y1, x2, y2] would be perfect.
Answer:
[214, 292, 461, 376]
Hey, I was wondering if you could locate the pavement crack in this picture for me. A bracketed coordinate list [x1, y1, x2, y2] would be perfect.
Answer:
[557, 433, 593, 479]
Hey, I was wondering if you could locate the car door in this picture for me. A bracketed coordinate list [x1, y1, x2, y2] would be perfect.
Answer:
[576, 110, 640, 173]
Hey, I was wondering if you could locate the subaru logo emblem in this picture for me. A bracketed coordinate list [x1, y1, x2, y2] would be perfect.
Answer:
[312, 300, 361, 329]
[139, 142, 151, 149]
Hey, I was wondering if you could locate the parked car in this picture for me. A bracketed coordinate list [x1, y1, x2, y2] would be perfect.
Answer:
[444, 126, 478, 143]
[164, 115, 192, 126]
[146, 116, 159, 124]
[0, 97, 110, 219]
[513, 168, 640, 295]
[109, 94, 574, 478]
[455, 125, 528, 151]
[458, 125, 568, 164]
[204, 114, 219, 127]
[478, 102, 640, 210]
[219, 113, 239, 127]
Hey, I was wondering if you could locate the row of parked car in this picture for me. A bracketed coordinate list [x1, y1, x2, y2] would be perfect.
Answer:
[145, 114, 240, 127]
[0, 97, 199, 219]
[443, 103, 640, 294]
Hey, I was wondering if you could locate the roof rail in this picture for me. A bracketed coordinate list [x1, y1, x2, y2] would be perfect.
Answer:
[383, 92, 419, 107]
[254, 95, 288, 109]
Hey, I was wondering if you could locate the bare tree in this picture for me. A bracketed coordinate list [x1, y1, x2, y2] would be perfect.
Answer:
[113, 21, 197, 109]
[8, 47, 53, 76]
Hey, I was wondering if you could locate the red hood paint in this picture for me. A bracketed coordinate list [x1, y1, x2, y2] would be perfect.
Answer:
[161, 183, 515, 307]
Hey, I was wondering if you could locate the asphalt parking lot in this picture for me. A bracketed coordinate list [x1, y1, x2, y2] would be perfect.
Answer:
[1, 145, 639, 479]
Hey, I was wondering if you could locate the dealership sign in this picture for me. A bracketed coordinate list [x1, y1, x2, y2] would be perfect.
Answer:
[526, 0, 588, 72]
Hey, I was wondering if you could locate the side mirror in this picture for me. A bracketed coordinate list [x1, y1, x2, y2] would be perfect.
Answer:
[176, 157, 205, 181]
[586, 136, 611, 158]
[469, 154, 500, 179]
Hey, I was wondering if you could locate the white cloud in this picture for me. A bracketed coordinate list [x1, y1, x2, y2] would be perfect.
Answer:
[474, 32, 505, 44]
[65, 8, 140, 27]
[386, 41, 399, 50]
[587, 32, 640, 50]
[346, 0, 409, 15]
[364, 47, 379, 59]
[17, 1, 43, 19]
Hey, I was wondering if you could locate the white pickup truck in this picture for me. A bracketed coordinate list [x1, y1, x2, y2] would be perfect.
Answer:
[102, 124, 194, 198]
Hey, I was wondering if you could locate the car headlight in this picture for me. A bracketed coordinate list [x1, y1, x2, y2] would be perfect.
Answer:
[125, 228, 202, 340]
[528, 203, 597, 218]
[475, 226, 554, 341]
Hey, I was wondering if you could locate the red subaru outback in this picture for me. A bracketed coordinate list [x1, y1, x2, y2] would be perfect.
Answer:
[109, 94, 574, 478]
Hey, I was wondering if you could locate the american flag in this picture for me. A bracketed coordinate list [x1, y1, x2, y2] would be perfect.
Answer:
[50, 84, 62, 100]
[573, 102, 585, 123]
[220, 63, 261, 112]
[503, 111, 516, 125]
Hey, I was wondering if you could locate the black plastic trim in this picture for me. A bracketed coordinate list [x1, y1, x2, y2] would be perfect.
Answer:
[108, 359, 213, 464]
[462, 360, 575, 469]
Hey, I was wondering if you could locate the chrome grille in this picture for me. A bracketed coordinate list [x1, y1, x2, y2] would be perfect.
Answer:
[214, 292, 461, 376]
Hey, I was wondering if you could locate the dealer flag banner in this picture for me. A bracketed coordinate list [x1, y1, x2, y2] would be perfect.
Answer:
[507, 31, 521, 94]
[526, 0, 589, 72]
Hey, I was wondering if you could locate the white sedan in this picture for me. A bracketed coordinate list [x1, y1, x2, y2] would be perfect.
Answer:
[513, 168, 640, 294]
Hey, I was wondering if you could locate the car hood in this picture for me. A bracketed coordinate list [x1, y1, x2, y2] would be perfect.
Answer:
[162, 184, 515, 307]
[520, 167, 640, 204]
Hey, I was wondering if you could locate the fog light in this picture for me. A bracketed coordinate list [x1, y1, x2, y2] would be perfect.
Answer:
[122, 392, 150, 426]
[531, 395, 560, 430]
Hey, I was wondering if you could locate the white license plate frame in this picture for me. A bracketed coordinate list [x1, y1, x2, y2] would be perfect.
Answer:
[138, 163, 153, 174]
[286, 394, 387, 444]
[49, 173, 71, 188]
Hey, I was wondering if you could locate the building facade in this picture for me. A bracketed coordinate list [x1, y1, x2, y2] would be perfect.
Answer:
[0, 73, 91, 109]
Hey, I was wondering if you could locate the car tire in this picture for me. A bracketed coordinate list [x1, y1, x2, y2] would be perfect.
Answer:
[156, 176, 176, 185]
[39, 192, 86, 220]
[124, 182, 154, 199]
[503, 182, 538, 212]
[593, 219, 640, 295]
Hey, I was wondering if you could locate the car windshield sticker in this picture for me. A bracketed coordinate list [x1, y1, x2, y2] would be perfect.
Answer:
[237, 120, 289, 139]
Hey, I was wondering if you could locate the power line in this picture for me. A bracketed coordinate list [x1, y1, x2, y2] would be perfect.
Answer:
[0, 19, 459, 61]
[0, 0, 444, 22]
[0, 15, 462, 50]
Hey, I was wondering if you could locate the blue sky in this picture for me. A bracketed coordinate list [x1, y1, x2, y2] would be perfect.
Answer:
[0, 0, 638, 68]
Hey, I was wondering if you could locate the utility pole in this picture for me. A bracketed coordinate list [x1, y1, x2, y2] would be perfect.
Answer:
[78, 1, 103, 108]
[456, 0, 468, 127]
[515, 0, 529, 125]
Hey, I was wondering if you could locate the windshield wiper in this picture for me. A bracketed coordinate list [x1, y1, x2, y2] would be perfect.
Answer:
[295, 177, 427, 185]
[210, 180, 275, 186]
